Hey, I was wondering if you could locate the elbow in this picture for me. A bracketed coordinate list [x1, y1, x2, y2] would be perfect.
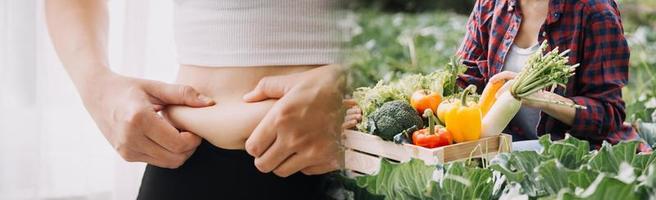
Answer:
[569, 97, 625, 142]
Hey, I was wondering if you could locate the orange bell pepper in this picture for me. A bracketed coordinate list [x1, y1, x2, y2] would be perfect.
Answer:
[410, 90, 442, 115]
[445, 85, 482, 143]
[479, 80, 505, 117]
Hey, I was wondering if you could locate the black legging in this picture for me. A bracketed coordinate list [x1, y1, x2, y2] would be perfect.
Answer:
[138, 140, 325, 200]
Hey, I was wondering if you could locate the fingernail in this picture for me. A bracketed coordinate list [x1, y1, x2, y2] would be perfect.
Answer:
[198, 94, 214, 104]
[242, 92, 257, 101]
[242, 93, 252, 100]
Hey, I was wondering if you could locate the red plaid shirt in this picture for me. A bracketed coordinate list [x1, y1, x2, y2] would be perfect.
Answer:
[456, 0, 649, 151]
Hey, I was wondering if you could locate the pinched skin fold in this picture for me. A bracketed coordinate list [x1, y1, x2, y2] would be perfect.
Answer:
[164, 65, 315, 150]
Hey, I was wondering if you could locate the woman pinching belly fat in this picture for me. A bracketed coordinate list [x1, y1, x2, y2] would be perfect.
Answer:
[164, 65, 316, 150]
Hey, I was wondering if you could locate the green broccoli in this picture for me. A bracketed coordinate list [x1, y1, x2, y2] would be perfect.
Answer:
[367, 100, 424, 141]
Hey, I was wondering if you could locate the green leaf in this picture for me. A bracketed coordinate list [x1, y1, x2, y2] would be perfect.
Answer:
[539, 134, 554, 154]
[489, 151, 545, 197]
[556, 175, 640, 200]
[611, 141, 639, 164]
[535, 160, 598, 195]
[536, 160, 569, 195]
[436, 162, 494, 200]
[636, 165, 656, 198]
[544, 135, 590, 169]
[564, 167, 598, 189]
[632, 153, 656, 175]
[356, 159, 435, 200]
[637, 122, 656, 148]
[588, 141, 641, 174]
[588, 143, 621, 174]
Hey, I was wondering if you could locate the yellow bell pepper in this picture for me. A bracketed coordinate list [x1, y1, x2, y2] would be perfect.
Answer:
[436, 99, 454, 125]
[445, 85, 482, 143]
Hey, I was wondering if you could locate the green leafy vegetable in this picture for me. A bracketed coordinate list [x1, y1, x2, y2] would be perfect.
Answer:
[354, 65, 464, 133]
[349, 134, 656, 199]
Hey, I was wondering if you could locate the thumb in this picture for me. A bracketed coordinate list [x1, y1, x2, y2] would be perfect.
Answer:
[243, 76, 291, 102]
[145, 81, 215, 107]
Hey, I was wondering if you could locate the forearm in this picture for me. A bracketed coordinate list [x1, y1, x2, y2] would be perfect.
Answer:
[45, 0, 111, 95]
[536, 92, 576, 126]
[317, 64, 347, 89]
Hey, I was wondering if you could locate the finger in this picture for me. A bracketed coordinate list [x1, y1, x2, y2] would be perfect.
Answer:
[244, 108, 279, 157]
[253, 139, 294, 173]
[342, 120, 358, 129]
[242, 76, 291, 102]
[489, 72, 507, 83]
[490, 71, 517, 83]
[136, 136, 194, 169]
[144, 112, 202, 153]
[344, 118, 359, 126]
[152, 104, 165, 112]
[301, 161, 341, 175]
[145, 81, 215, 107]
[346, 107, 362, 115]
[140, 150, 195, 169]
[272, 154, 310, 177]
[345, 114, 361, 122]
[343, 99, 357, 108]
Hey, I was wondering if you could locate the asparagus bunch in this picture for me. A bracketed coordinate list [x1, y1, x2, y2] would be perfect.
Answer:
[509, 41, 586, 109]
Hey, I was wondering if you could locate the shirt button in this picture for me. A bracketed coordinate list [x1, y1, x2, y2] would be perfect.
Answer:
[553, 13, 560, 18]
[542, 32, 547, 37]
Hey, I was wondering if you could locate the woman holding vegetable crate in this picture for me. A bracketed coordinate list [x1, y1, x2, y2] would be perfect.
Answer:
[343, 0, 650, 152]
[456, 0, 650, 151]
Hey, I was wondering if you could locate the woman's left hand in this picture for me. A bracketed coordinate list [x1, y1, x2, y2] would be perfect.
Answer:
[342, 99, 362, 129]
[522, 90, 551, 109]
[242, 65, 346, 177]
[522, 90, 577, 125]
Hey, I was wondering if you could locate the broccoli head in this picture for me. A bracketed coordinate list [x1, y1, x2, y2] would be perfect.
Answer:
[367, 100, 424, 141]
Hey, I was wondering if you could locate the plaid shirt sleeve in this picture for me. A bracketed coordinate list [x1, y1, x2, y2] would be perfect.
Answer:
[456, 0, 489, 92]
[565, 8, 632, 143]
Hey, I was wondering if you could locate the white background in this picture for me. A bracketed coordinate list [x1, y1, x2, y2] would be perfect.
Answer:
[0, 0, 180, 199]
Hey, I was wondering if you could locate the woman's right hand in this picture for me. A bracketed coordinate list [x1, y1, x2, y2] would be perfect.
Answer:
[80, 71, 215, 169]
[342, 99, 362, 129]
[45, 0, 214, 169]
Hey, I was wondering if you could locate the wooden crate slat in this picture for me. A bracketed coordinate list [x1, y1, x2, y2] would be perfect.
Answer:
[443, 134, 511, 162]
[344, 149, 382, 175]
[401, 143, 444, 165]
[343, 130, 413, 162]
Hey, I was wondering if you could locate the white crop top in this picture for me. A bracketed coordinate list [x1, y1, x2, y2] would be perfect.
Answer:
[173, 0, 342, 67]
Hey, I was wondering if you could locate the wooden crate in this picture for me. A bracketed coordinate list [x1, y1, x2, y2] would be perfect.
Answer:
[343, 130, 512, 175]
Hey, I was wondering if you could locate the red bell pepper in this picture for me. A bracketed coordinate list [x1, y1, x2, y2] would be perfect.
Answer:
[412, 109, 453, 148]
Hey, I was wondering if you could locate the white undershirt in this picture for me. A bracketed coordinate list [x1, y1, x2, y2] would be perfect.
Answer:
[173, 0, 342, 67]
[503, 43, 540, 73]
